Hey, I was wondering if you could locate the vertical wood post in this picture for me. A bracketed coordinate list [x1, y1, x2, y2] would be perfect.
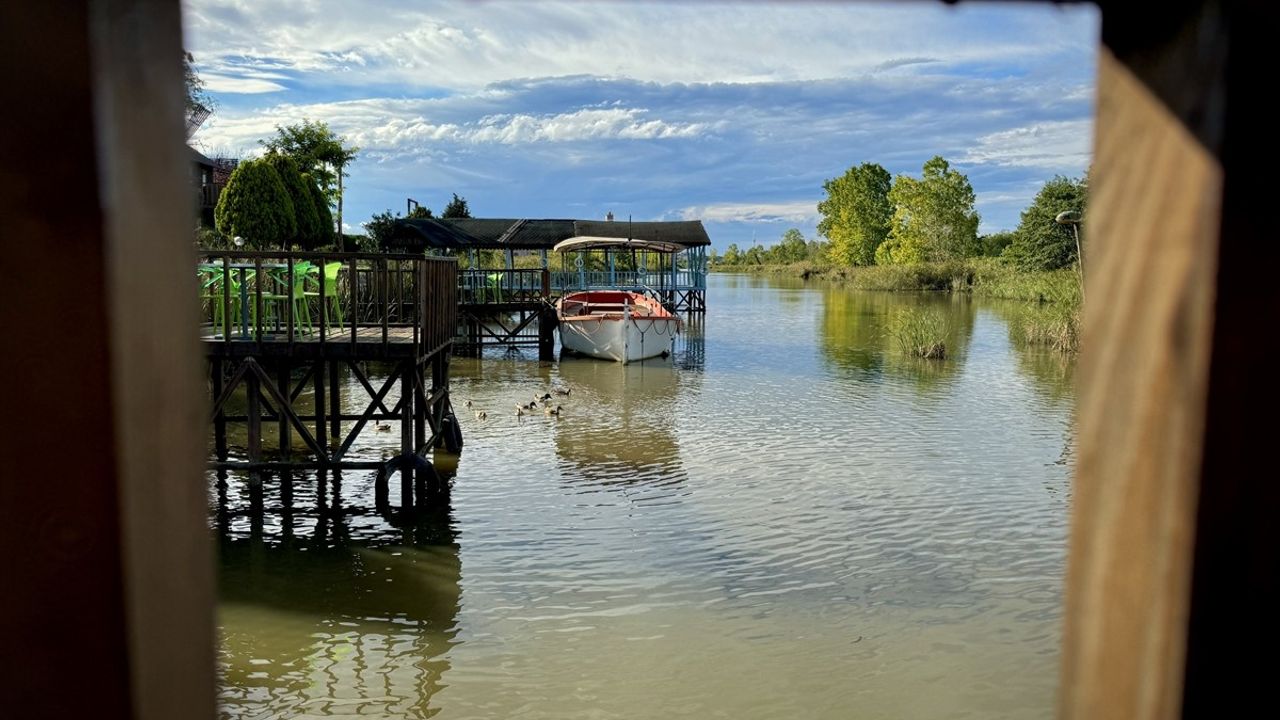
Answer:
[212, 359, 227, 461]
[329, 358, 341, 440]
[400, 360, 414, 509]
[277, 362, 291, 457]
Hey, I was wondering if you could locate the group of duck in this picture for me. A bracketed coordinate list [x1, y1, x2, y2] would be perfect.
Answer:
[464, 385, 570, 422]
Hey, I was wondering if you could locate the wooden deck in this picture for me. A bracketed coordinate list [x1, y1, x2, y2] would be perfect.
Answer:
[200, 325, 428, 359]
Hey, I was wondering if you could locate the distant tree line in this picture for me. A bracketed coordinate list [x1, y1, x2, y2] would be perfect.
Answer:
[712, 156, 1088, 273]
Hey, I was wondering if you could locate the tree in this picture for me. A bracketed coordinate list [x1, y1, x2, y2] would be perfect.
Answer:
[978, 231, 1016, 257]
[183, 51, 213, 126]
[261, 153, 320, 248]
[442, 193, 471, 219]
[214, 159, 296, 249]
[818, 162, 893, 266]
[364, 210, 400, 252]
[775, 228, 809, 264]
[722, 243, 741, 265]
[261, 119, 359, 233]
[1005, 175, 1089, 271]
[878, 156, 979, 265]
[302, 172, 334, 248]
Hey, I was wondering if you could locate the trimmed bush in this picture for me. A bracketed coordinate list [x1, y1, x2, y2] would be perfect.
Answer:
[303, 171, 334, 249]
[214, 158, 296, 249]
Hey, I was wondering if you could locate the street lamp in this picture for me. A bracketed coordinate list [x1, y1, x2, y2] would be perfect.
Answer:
[1056, 210, 1084, 300]
[407, 198, 419, 216]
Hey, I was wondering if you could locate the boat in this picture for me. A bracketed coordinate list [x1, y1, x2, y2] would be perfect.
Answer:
[552, 236, 684, 363]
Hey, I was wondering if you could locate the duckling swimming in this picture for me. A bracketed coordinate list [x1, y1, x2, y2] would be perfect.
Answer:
[544, 405, 562, 416]
[374, 422, 392, 432]
[474, 410, 487, 421]
[553, 386, 571, 397]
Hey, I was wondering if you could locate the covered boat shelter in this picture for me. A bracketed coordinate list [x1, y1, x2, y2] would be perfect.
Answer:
[390, 218, 710, 312]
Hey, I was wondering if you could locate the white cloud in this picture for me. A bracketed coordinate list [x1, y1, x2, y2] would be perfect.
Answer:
[676, 201, 820, 225]
[184, 1, 1098, 92]
[201, 72, 286, 94]
[194, 100, 708, 154]
[961, 120, 1093, 170]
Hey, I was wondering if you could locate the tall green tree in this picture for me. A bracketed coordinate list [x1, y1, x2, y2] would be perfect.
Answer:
[261, 119, 359, 233]
[364, 210, 401, 252]
[774, 228, 809, 263]
[722, 243, 741, 265]
[817, 162, 893, 266]
[261, 152, 320, 248]
[877, 156, 979, 265]
[1005, 175, 1088, 271]
[442, 193, 471, 218]
[302, 173, 334, 248]
[407, 205, 434, 219]
[214, 159, 296, 249]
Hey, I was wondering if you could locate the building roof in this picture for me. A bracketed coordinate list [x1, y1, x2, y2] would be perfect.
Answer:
[188, 145, 214, 168]
[390, 218, 710, 251]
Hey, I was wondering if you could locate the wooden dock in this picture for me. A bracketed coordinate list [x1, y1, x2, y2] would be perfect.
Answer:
[200, 250, 460, 509]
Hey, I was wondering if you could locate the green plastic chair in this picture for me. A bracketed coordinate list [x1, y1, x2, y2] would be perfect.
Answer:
[263, 261, 314, 334]
[304, 261, 345, 329]
[200, 266, 244, 336]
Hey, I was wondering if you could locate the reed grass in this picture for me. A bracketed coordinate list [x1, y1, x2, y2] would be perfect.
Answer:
[888, 307, 949, 359]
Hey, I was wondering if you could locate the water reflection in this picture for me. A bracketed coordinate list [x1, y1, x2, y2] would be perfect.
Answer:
[551, 358, 687, 491]
[819, 288, 976, 394]
[215, 470, 460, 719]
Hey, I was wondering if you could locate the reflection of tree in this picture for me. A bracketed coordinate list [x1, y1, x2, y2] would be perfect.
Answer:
[216, 471, 460, 719]
[989, 302, 1078, 409]
[819, 289, 976, 394]
[551, 359, 689, 489]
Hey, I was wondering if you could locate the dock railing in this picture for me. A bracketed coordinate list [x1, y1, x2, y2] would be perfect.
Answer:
[197, 250, 457, 357]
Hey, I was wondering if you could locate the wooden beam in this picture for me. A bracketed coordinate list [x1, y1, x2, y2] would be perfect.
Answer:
[0, 1, 215, 718]
[1061, 2, 1280, 718]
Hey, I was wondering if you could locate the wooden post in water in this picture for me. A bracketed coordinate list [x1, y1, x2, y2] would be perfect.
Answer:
[314, 359, 327, 456]
[277, 362, 291, 457]
[329, 358, 341, 440]
[246, 361, 262, 484]
[212, 359, 227, 462]
[539, 268, 556, 361]
[400, 359, 414, 510]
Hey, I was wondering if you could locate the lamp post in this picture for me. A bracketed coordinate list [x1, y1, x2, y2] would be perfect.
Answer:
[407, 198, 419, 216]
[1055, 210, 1084, 300]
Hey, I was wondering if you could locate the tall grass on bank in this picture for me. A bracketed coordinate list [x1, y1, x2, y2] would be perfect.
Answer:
[888, 307, 949, 359]
[1010, 303, 1081, 354]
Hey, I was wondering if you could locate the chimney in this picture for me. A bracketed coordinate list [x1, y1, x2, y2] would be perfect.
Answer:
[606, 211, 614, 222]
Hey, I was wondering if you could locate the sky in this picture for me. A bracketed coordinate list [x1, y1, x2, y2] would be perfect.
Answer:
[184, 0, 1099, 250]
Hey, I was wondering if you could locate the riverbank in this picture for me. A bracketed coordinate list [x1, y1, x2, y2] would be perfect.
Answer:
[713, 258, 1081, 352]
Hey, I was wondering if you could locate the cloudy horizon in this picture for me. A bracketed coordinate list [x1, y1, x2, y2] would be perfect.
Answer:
[185, 0, 1099, 249]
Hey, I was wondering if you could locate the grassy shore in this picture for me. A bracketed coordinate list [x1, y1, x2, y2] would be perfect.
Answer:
[716, 258, 1081, 352]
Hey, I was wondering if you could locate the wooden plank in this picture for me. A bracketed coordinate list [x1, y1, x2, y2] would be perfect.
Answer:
[88, 1, 216, 717]
[1059, 14, 1225, 720]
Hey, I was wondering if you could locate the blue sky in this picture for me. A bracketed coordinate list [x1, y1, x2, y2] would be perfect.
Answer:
[184, 0, 1098, 250]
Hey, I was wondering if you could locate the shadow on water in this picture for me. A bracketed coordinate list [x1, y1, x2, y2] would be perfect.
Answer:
[213, 468, 461, 719]
[819, 288, 977, 396]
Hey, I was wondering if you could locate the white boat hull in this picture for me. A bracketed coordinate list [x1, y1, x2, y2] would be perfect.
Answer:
[559, 314, 679, 363]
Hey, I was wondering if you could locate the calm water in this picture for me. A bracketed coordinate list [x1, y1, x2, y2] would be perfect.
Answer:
[214, 273, 1076, 719]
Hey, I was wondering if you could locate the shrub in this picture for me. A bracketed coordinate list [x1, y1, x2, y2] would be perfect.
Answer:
[889, 307, 949, 359]
[262, 153, 320, 249]
[214, 158, 296, 249]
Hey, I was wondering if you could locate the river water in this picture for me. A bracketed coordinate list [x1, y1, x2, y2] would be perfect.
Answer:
[213, 272, 1076, 719]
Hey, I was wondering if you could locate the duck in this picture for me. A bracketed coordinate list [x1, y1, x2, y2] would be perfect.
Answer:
[553, 386, 571, 397]
[544, 405, 562, 416]
[374, 422, 392, 433]
[474, 410, 487, 421]
[523, 400, 539, 410]
[515, 405, 528, 416]
[464, 399, 474, 409]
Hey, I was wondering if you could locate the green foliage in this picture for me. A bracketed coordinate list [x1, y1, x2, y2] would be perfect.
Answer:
[1005, 175, 1088, 271]
[979, 231, 1015, 257]
[260, 119, 359, 203]
[722, 243, 741, 265]
[881, 156, 980, 265]
[442, 193, 471, 218]
[262, 153, 320, 248]
[407, 205, 434, 219]
[364, 210, 401, 252]
[817, 162, 892, 266]
[303, 172, 334, 248]
[214, 158, 296, 249]
[183, 51, 212, 119]
[774, 228, 808, 263]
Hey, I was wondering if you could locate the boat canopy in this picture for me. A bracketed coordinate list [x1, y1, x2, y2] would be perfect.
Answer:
[552, 236, 685, 254]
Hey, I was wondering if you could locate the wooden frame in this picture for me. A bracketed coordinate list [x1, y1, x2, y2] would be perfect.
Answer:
[3, 1, 1273, 717]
